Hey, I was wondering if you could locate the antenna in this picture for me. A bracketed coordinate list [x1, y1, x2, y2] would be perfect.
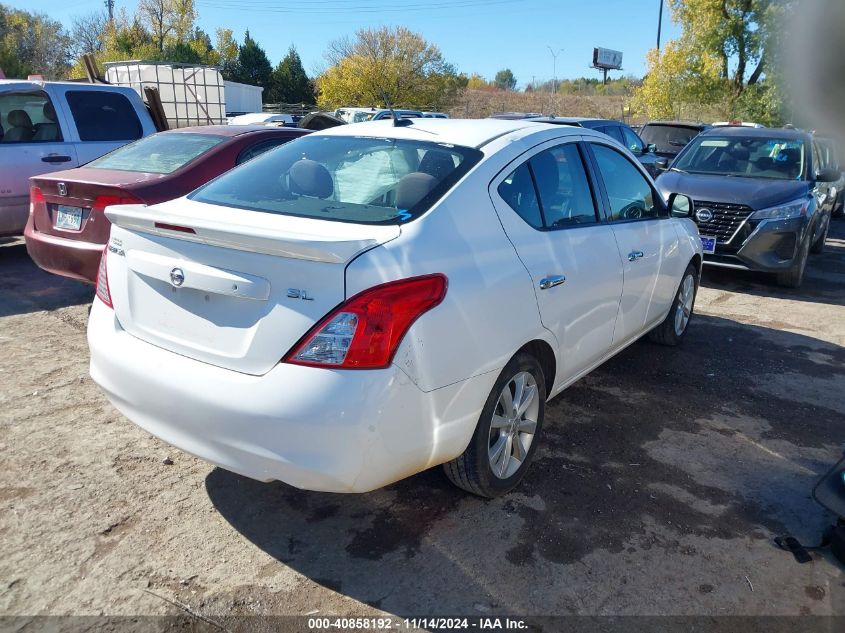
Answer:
[380, 88, 412, 127]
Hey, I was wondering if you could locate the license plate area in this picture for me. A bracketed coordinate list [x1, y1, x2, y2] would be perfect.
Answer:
[700, 235, 717, 254]
[55, 205, 84, 231]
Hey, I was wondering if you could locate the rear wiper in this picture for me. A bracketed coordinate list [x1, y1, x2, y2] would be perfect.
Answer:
[668, 140, 687, 147]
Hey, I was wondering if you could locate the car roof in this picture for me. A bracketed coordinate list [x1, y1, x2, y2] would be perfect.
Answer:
[525, 116, 611, 126]
[699, 126, 811, 141]
[643, 120, 709, 129]
[314, 117, 575, 149]
[0, 79, 139, 94]
[161, 125, 305, 138]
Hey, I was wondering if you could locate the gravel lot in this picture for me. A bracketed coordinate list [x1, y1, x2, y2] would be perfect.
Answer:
[1, 220, 844, 621]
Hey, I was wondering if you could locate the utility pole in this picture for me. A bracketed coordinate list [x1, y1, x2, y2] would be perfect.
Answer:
[657, 0, 664, 50]
[547, 46, 563, 113]
[105, 0, 114, 22]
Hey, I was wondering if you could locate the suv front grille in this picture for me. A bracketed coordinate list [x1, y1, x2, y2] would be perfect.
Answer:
[692, 200, 754, 244]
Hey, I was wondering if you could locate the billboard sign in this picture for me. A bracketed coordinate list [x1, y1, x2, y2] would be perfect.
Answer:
[592, 47, 623, 70]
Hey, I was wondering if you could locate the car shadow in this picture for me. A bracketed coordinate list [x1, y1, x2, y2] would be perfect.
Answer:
[700, 218, 845, 308]
[205, 313, 845, 617]
[0, 239, 94, 318]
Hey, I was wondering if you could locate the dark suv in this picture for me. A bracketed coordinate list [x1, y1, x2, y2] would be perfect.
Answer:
[639, 121, 710, 160]
[526, 116, 661, 177]
[656, 126, 839, 287]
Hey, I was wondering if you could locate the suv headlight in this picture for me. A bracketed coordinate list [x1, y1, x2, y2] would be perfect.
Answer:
[749, 198, 809, 221]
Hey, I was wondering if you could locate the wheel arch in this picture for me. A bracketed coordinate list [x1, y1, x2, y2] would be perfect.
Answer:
[517, 339, 557, 398]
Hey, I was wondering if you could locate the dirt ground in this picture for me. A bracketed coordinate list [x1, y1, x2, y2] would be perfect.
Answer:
[1, 220, 844, 623]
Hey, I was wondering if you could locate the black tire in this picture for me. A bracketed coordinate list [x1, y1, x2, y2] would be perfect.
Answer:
[648, 263, 698, 347]
[810, 218, 829, 254]
[776, 237, 809, 288]
[443, 352, 546, 498]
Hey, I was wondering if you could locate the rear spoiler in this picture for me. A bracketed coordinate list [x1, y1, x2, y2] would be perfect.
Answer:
[105, 204, 398, 264]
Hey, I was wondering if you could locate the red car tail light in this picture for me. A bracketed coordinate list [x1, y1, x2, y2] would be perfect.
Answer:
[30, 186, 45, 205]
[284, 274, 448, 369]
[95, 247, 113, 308]
[92, 194, 143, 215]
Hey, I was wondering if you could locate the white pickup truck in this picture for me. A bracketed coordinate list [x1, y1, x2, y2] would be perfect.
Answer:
[0, 80, 156, 236]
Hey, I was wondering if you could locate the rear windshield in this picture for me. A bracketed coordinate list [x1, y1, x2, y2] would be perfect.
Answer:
[639, 124, 702, 154]
[87, 133, 225, 174]
[190, 134, 483, 224]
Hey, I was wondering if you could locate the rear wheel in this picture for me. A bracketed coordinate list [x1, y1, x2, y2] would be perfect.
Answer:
[648, 263, 698, 346]
[443, 352, 546, 498]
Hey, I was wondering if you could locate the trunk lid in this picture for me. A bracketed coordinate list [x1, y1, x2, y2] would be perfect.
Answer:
[104, 198, 400, 375]
[31, 170, 160, 243]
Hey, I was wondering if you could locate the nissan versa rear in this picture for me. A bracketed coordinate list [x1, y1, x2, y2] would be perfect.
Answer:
[88, 119, 702, 497]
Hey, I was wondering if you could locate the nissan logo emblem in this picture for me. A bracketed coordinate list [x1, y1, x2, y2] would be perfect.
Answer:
[695, 208, 714, 223]
[57, 183, 67, 196]
[170, 267, 185, 287]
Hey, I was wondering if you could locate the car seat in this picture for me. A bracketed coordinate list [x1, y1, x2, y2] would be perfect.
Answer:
[3, 110, 34, 142]
[775, 148, 802, 179]
[33, 102, 60, 142]
[288, 159, 334, 199]
[395, 172, 437, 211]
[418, 151, 455, 180]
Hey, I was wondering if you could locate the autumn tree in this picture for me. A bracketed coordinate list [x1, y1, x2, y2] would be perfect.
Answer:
[137, 0, 196, 52]
[633, 0, 791, 124]
[215, 28, 239, 79]
[0, 4, 70, 79]
[317, 26, 465, 110]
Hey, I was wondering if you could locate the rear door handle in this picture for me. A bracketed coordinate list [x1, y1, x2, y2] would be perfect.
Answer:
[41, 155, 72, 163]
[628, 250, 644, 262]
[539, 275, 566, 290]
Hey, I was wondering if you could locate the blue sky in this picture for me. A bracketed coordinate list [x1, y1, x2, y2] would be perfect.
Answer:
[23, 0, 681, 85]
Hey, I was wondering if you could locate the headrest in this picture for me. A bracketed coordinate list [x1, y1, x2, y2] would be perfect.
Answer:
[289, 159, 333, 199]
[777, 148, 801, 163]
[43, 101, 57, 122]
[418, 151, 454, 180]
[729, 145, 750, 161]
[531, 151, 559, 191]
[8, 110, 32, 128]
[395, 172, 437, 210]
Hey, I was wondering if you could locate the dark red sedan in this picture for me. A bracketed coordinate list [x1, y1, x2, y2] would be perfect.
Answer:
[25, 125, 309, 283]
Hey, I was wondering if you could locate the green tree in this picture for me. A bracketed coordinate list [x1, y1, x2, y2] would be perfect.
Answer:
[137, 0, 196, 52]
[267, 46, 313, 104]
[493, 68, 516, 91]
[232, 30, 271, 90]
[215, 28, 239, 79]
[317, 26, 464, 110]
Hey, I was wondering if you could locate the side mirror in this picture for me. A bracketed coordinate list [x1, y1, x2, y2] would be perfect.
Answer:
[655, 158, 670, 171]
[668, 193, 694, 218]
[815, 167, 841, 182]
[647, 143, 657, 154]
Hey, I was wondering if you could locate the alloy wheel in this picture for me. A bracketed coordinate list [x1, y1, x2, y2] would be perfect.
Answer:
[674, 273, 695, 336]
[487, 371, 540, 479]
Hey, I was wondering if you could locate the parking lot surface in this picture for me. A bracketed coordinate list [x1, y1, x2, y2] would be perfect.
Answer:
[1, 221, 844, 619]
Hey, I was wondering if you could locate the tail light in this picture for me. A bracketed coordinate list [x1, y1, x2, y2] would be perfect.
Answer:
[30, 186, 45, 215]
[95, 247, 112, 308]
[92, 194, 143, 215]
[284, 274, 447, 369]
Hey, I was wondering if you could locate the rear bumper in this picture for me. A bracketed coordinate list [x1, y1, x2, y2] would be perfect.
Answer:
[704, 217, 807, 273]
[87, 299, 492, 493]
[0, 197, 29, 237]
[24, 218, 102, 284]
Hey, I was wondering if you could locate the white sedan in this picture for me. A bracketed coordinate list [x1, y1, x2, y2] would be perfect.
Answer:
[88, 118, 703, 498]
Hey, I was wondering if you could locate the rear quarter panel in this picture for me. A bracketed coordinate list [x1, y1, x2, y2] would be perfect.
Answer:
[345, 153, 556, 393]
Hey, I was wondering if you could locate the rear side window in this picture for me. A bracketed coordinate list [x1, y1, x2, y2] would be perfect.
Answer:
[640, 124, 700, 154]
[0, 91, 62, 143]
[498, 163, 542, 228]
[191, 135, 482, 225]
[236, 137, 295, 165]
[621, 126, 644, 154]
[530, 144, 598, 227]
[88, 132, 225, 174]
[591, 144, 658, 222]
[596, 125, 624, 144]
[65, 91, 142, 142]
